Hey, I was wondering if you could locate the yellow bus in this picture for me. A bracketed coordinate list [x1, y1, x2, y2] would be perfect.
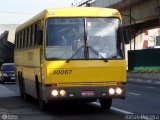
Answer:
[14, 7, 129, 110]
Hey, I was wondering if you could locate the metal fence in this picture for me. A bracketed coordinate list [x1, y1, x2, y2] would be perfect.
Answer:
[128, 48, 160, 70]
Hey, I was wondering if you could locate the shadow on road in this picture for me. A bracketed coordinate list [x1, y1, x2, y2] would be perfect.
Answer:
[0, 96, 125, 120]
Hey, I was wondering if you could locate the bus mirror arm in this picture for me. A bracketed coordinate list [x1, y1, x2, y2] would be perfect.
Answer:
[123, 28, 131, 44]
[117, 27, 129, 44]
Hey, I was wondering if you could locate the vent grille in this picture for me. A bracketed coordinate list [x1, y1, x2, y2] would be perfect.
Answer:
[58, 81, 117, 87]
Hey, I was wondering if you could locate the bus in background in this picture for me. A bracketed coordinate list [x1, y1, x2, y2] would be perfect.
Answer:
[14, 7, 130, 110]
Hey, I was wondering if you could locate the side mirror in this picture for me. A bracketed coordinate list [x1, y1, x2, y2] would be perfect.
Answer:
[37, 30, 43, 45]
[123, 28, 131, 44]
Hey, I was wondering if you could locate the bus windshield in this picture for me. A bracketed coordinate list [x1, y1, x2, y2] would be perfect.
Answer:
[46, 18, 123, 60]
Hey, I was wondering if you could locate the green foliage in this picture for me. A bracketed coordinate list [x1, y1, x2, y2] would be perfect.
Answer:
[131, 67, 160, 73]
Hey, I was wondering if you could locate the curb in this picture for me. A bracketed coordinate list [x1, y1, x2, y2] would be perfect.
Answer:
[127, 77, 160, 85]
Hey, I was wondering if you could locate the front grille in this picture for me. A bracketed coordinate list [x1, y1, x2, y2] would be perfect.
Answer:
[57, 81, 117, 87]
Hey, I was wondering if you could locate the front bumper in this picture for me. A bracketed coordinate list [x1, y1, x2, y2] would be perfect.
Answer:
[41, 85, 126, 101]
[1, 76, 15, 82]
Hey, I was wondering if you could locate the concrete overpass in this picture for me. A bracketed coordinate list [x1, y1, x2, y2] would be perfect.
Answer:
[90, 0, 160, 31]
[75, 0, 160, 31]
[0, 31, 14, 66]
[0, 24, 18, 66]
[74, 0, 160, 50]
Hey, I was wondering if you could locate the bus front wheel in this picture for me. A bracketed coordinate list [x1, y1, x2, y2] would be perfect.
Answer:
[37, 83, 47, 111]
[38, 97, 46, 111]
[19, 74, 24, 99]
[99, 98, 112, 111]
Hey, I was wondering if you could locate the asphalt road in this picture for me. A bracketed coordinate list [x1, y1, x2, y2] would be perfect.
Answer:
[0, 81, 160, 120]
[113, 81, 160, 114]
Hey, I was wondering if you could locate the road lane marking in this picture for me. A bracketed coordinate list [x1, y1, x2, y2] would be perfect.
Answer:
[92, 102, 133, 114]
[129, 92, 141, 96]
[145, 86, 156, 89]
[108, 106, 158, 120]
[111, 107, 133, 114]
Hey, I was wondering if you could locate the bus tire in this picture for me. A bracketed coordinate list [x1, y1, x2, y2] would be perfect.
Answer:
[99, 98, 112, 111]
[36, 80, 47, 111]
[38, 94, 47, 111]
[22, 79, 30, 101]
[19, 73, 24, 99]
[20, 73, 30, 101]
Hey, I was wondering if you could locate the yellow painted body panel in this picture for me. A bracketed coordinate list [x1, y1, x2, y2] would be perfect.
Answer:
[46, 7, 121, 18]
[14, 47, 41, 66]
[16, 7, 121, 32]
[43, 60, 126, 86]
[14, 47, 42, 82]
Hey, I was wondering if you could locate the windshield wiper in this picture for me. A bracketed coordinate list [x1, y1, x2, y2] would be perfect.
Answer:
[66, 45, 85, 63]
[88, 46, 108, 62]
[66, 45, 108, 63]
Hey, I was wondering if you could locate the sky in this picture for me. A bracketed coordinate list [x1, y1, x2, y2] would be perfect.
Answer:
[0, 0, 81, 24]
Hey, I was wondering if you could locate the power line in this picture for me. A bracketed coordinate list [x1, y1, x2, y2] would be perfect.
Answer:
[0, 10, 35, 15]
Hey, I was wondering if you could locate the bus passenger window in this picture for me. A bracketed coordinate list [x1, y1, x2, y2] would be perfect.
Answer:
[36, 29, 43, 45]
[34, 24, 37, 45]
[31, 25, 35, 46]
[22, 31, 25, 48]
[28, 27, 31, 47]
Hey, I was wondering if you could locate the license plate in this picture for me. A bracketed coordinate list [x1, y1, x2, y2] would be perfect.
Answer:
[81, 91, 95, 96]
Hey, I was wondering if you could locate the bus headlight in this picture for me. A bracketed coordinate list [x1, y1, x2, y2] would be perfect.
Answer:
[51, 90, 58, 96]
[2, 73, 8, 77]
[109, 88, 115, 95]
[116, 88, 122, 95]
[60, 90, 66, 96]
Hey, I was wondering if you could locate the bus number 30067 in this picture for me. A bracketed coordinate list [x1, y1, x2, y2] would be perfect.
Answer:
[53, 70, 72, 75]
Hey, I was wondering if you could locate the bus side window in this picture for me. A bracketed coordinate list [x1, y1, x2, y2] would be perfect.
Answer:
[15, 34, 17, 48]
[24, 29, 27, 48]
[22, 30, 25, 48]
[21, 30, 24, 48]
[28, 27, 31, 47]
[18, 32, 21, 48]
[20, 31, 23, 48]
[34, 24, 38, 45]
[31, 25, 35, 46]
[37, 29, 43, 45]
[19, 32, 21, 48]
[30, 23, 38, 46]
[26, 28, 29, 47]
[36, 22, 43, 45]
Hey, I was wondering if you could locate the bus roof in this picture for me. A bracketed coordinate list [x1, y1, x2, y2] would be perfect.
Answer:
[16, 7, 121, 32]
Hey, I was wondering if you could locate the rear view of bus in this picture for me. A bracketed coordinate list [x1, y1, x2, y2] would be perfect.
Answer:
[14, 7, 129, 111]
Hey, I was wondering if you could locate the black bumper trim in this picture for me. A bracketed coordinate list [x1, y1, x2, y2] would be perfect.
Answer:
[41, 85, 126, 101]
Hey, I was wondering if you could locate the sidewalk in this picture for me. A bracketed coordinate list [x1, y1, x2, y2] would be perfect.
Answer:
[127, 72, 160, 85]
[0, 84, 19, 97]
